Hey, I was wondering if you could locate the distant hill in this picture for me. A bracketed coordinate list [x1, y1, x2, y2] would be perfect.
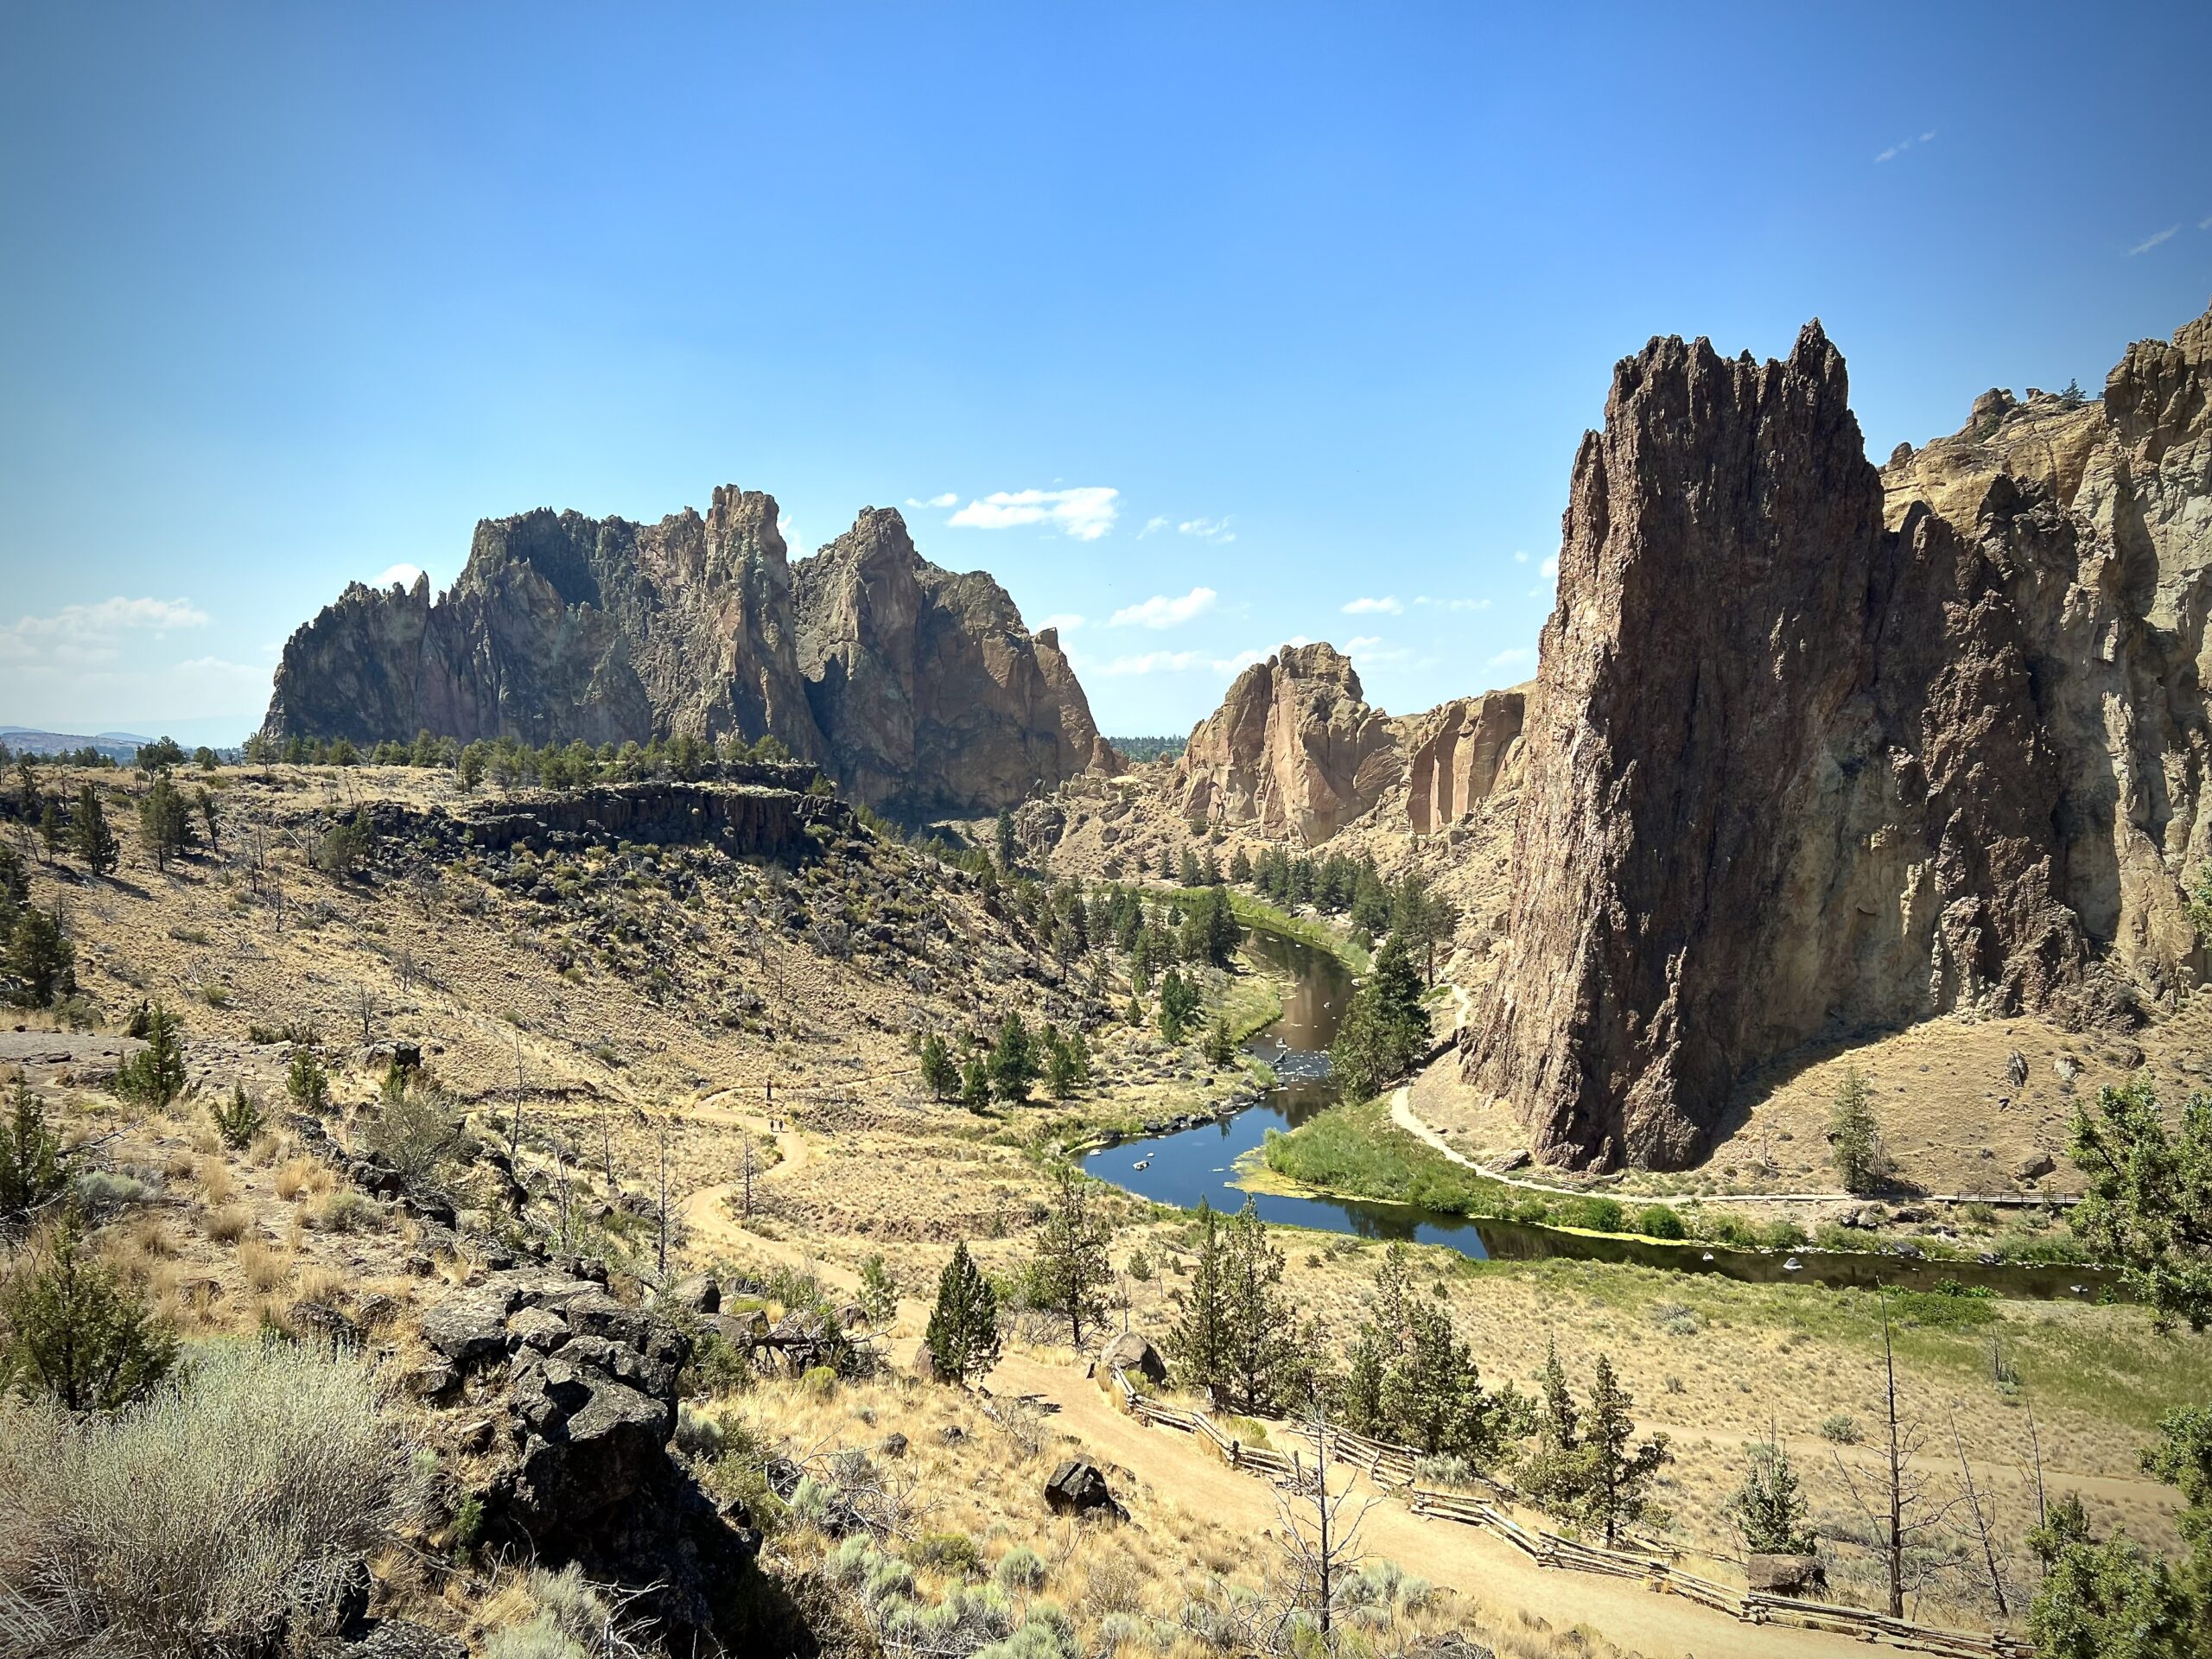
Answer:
[1104, 734, 1186, 763]
[0, 727, 153, 761]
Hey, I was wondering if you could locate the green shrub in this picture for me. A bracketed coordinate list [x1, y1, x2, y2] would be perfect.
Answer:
[993, 1546, 1048, 1592]
[210, 1084, 264, 1151]
[114, 1003, 186, 1109]
[485, 1563, 652, 1659]
[0, 1339, 415, 1655]
[908, 1530, 982, 1577]
[1635, 1203, 1686, 1240]
[1, 1208, 176, 1410]
[1818, 1413, 1861, 1444]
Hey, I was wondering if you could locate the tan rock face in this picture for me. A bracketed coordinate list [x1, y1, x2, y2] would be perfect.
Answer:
[263, 491, 1106, 817]
[1468, 306, 2212, 1171]
[791, 507, 1110, 818]
[1173, 643, 1401, 843]
[1404, 690, 1525, 833]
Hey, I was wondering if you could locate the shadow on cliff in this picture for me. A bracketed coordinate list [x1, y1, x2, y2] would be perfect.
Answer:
[1707, 1027, 1938, 1196]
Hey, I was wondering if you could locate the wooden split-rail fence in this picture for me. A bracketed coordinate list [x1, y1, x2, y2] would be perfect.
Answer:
[1104, 1368, 2033, 1659]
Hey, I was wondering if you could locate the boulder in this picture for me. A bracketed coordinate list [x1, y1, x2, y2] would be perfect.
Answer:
[661, 1273, 720, 1315]
[1746, 1553, 1827, 1597]
[419, 1287, 519, 1367]
[1099, 1332, 1168, 1387]
[1043, 1458, 1126, 1520]
[2014, 1151, 2058, 1183]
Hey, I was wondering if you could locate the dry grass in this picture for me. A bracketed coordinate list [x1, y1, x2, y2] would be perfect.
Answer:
[276, 1157, 328, 1200]
[238, 1238, 291, 1295]
[205, 1205, 252, 1244]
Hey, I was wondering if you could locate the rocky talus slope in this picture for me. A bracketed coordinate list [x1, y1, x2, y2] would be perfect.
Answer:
[263, 490, 1108, 817]
[1467, 303, 2212, 1170]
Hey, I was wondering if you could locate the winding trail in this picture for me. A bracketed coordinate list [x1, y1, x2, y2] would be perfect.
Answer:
[657, 1096, 1980, 1658]
[1390, 1084, 2072, 1208]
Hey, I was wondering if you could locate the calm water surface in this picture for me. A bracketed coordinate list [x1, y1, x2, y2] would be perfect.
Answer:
[1081, 928, 2109, 1301]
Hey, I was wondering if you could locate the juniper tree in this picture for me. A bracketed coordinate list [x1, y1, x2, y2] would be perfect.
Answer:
[71, 785, 118, 876]
[1157, 969, 1200, 1044]
[1829, 1065, 1885, 1194]
[1229, 846, 1252, 883]
[995, 810, 1018, 874]
[1, 1075, 68, 1225]
[7, 905, 74, 1008]
[1217, 1198, 1304, 1414]
[0, 1207, 177, 1411]
[210, 1084, 263, 1152]
[1030, 1162, 1113, 1349]
[1167, 1198, 1230, 1399]
[918, 1033, 957, 1100]
[925, 1241, 1000, 1385]
[38, 794, 63, 861]
[137, 771, 194, 872]
[286, 1043, 331, 1113]
[959, 1054, 990, 1109]
[988, 1012, 1037, 1103]
[115, 1002, 186, 1109]
[1328, 935, 1427, 1096]
[1043, 1027, 1081, 1100]
[857, 1255, 899, 1328]
[2069, 1076, 2212, 1331]
[1726, 1424, 1817, 1556]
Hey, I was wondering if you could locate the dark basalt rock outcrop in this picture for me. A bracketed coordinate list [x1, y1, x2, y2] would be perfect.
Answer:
[420, 1266, 760, 1643]
[358, 778, 850, 866]
[264, 491, 1109, 816]
[1469, 304, 2212, 1171]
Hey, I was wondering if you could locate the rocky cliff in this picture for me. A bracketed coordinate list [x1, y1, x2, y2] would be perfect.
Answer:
[1173, 642, 1402, 842]
[791, 506, 1115, 817]
[262, 491, 1107, 817]
[1403, 689, 1527, 834]
[1466, 304, 2212, 1170]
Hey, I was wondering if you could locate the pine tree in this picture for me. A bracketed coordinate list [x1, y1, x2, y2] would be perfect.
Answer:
[210, 1084, 264, 1152]
[1337, 1323, 1388, 1435]
[925, 1241, 1000, 1385]
[988, 1012, 1037, 1103]
[137, 770, 194, 872]
[1580, 1352, 1673, 1546]
[1229, 846, 1252, 883]
[7, 905, 74, 1008]
[1829, 1065, 1885, 1195]
[1202, 1015, 1236, 1067]
[959, 1054, 990, 1109]
[1031, 1163, 1114, 1348]
[1044, 1027, 1080, 1100]
[1179, 886, 1238, 967]
[1727, 1427, 1817, 1556]
[1218, 1198, 1301, 1414]
[1328, 935, 1427, 1096]
[919, 1033, 957, 1100]
[38, 793, 63, 861]
[995, 810, 1018, 873]
[286, 1043, 330, 1112]
[1, 1074, 68, 1224]
[1519, 1338, 1586, 1515]
[857, 1255, 899, 1327]
[1158, 969, 1200, 1043]
[115, 1002, 186, 1109]
[0, 1207, 177, 1411]
[1166, 1198, 1230, 1399]
[1179, 847, 1203, 887]
[71, 785, 118, 876]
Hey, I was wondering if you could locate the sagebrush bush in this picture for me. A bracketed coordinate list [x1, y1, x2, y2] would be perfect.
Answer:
[484, 1563, 654, 1659]
[0, 1338, 416, 1658]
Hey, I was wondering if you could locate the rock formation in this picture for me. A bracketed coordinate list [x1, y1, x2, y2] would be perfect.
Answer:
[791, 507, 1114, 817]
[1467, 305, 2212, 1169]
[1174, 643, 1402, 842]
[262, 491, 1108, 817]
[1403, 690, 1526, 833]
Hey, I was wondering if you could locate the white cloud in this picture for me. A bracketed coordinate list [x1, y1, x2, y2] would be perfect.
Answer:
[1876, 131, 1935, 163]
[778, 514, 808, 558]
[1109, 587, 1218, 629]
[1212, 637, 1310, 677]
[905, 493, 959, 509]
[2127, 225, 2179, 256]
[2202, 214, 2212, 231]
[1178, 517, 1236, 544]
[1341, 595, 1403, 615]
[374, 563, 426, 589]
[1038, 613, 1086, 634]
[1486, 646, 1535, 671]
[1410, 595, 1490, 612]
[948, 486, 1119, 541]
[1346, 635, 1382, 652]
[1512, 550, 1529, 563]
[1096, 649, 1207, 677]
[1540, 555, 1559, 579]
[1, 596, 210, 667]
[174, 656, 267, 683]
[1141, 516, 1170, 537]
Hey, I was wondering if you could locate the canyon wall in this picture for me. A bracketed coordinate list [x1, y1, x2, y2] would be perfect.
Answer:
[1173, 643, 1402, 842]
[262, 490, 1108, 817]
[1466, 305, 2212, 1170]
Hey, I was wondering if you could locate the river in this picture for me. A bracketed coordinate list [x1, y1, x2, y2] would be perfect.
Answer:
[1081, 926, 2110, 1301]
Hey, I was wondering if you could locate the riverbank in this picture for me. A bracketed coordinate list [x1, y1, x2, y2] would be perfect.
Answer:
[1262, 1090, 2104, 1272]
[1224, 891, 1372, 973]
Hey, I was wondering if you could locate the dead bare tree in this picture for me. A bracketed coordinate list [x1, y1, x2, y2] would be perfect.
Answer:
[1274, 1395, 1376, 1648]
[596, 1097, 618, 1191]
[2024, 1395, 2049, 1529]
[506, 1033, 527, 1165]
[1834, 1288, 1961, 1618]
[1948, 1403, 2011, 1618]
[740, 1131, 755, 1219]
[656, 1116, 671, 1281]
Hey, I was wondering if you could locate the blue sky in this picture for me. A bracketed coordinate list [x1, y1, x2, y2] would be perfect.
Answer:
[2, 3, 2208, 746]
